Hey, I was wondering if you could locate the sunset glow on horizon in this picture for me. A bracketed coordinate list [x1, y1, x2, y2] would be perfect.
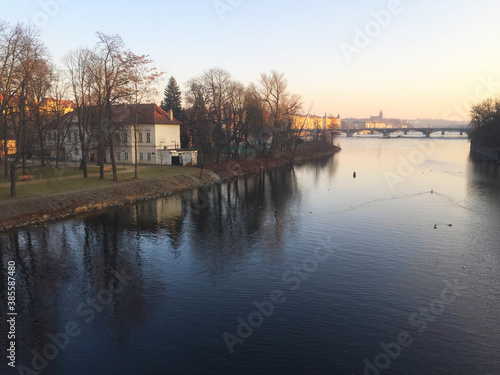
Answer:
[2, 0, 500, 120]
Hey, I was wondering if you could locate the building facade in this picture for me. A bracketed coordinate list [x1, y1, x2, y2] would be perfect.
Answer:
[49, 103, 195, 165]
[292, 113, 341, 130]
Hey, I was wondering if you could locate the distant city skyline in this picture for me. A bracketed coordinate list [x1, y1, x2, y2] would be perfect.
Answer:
[2, 0, 500, 121]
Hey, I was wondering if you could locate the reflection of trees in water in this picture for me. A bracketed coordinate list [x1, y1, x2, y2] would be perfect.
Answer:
[74, 215, 148, 329]
[0, 225, 80, 358]
[0, 161, 327, 360]
[468, 157, 499, 179]
[295, 154, 338, 184]
[466, 159, 500, 221]
[181, 166, 301, 274]
[0, 214, 160, 361]
[97, 197, 185, 257]
[0, 158, 342, 372]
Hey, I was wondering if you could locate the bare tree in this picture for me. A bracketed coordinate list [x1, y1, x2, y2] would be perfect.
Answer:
[243, 83, 266, 156]
[122, 51, 164, 179]
[202, 68, 233, 162]
[93, 32, 131, 181]
[48, 70, 71, 168]
[28, 59, 53, 166]
[7, 25, 48, 197]
[289, 105, 313, 164]
[259, 71, 302, 157]
[63, 47, 94, 178]
[0, 22, 23, 179]
[225, 80, 246, 160]
[186, 79, 212, 171]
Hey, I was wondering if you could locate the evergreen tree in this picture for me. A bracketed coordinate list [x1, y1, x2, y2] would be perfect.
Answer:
[161, 76, 183, 120]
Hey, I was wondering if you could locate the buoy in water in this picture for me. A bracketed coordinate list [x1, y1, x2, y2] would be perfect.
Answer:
[353, 172, 356, 178]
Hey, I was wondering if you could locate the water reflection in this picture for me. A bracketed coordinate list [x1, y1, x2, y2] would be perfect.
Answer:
[0, 144, 498, 374]
[0, 165, 310, 373]
[468, 153, 500, 180]
[180, 166, 302, 269]
[0, 218, 154, 373]
[295, 153, 339, 184]
[466, 156, 500, 222]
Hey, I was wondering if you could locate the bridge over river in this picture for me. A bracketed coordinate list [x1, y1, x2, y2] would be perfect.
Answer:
[330, 127, 470, 137]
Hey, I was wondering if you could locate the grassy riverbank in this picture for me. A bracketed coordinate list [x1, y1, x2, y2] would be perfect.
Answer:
[0, 142, 340, 230]
[0, 164, 202, 201]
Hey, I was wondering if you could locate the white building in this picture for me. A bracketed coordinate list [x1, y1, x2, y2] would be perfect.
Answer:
[53, 103, 196, 165]
[116, 104, 181, 165]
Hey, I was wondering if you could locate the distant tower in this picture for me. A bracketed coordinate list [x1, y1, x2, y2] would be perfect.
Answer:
[379, 109, 383, 120]
[323, 113, 327, 130]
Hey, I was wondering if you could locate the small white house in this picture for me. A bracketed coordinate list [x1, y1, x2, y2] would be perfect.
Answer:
[115, 104, 182, 165]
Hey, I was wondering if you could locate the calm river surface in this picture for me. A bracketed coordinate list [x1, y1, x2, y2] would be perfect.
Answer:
[1, 135, 499, 375]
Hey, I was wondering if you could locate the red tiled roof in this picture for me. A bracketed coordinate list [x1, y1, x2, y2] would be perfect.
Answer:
[127, 103, 180, 125]
[61, 103, 181, 126]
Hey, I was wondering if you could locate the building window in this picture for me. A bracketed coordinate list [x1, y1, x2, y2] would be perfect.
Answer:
[139, 152, 143, 160]
[124, 152, 129, 161]
[146, 132, 151, 143]
[74, 132, 78, 141]
[67, 133, 71, 142]
[75, 148, 79, 155]
[123, 132, 128, 143]
[138, 133, 143, 143]
[147, 153, 151, 161]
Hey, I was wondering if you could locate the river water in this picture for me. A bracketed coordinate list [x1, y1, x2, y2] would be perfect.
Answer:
[1, 135, 499, 375]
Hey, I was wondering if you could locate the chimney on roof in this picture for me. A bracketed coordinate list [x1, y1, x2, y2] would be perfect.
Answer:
[169, 109, 173, 121]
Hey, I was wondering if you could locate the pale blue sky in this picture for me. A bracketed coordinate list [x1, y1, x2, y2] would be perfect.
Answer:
[2, 0, 499, 120]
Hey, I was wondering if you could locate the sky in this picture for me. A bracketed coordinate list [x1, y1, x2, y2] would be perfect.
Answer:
[1, 0, 500, 121]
